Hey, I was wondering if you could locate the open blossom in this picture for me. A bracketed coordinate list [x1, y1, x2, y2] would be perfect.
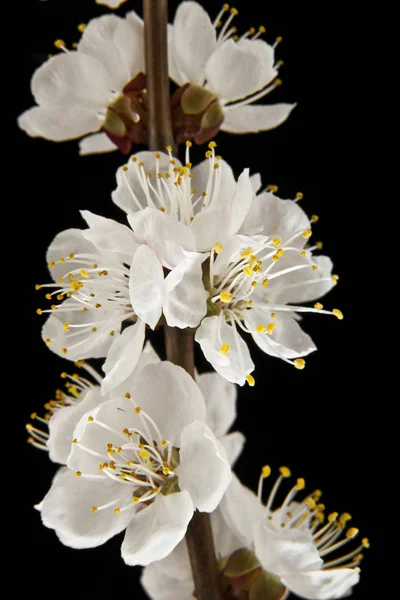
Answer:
[18, 12, 146, 155]
[38, 361, 232, 566]
[169, 2, 295, 142]
[35, 211, 208, 393]
[143, 467, 367, 600]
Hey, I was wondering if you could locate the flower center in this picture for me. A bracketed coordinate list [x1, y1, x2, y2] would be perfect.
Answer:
[36, 252, 134, 356]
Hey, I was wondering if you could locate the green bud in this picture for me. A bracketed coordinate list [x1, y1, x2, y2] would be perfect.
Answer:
[181, 84, 217, 115]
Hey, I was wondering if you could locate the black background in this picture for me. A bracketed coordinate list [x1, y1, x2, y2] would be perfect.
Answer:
[13, 0, 383, 598]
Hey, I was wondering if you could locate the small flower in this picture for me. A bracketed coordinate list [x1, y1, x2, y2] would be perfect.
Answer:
[36, 212, 209, 392]
[18, 12, 146, 155]
[169, 2, 295, 143]
[112, 143, 254, 254]
[38, 361, 232, 566]
[142, 468, 367, 600]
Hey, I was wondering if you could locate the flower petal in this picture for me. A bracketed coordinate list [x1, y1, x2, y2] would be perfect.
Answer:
[281, 568, 360, 600]
[101, 319, 146, 394]
[196, 371, 237, 437]
[195, 316, 254, 386]
[192, 158, 236, 215]
[250, 173, 262, 194]
[129, 245, 164, 329]
[40, 468, 133, 548]
[128, 208, 195, 268]
[171, 1, 216, 84]
[47, 388, 105, 465]
[112, 151, 174, 214]
[141, 563, 193, 600]
[220, 473, 265, 550]
[205, 39, 276, 102]
[96, 0, 128, 7]
[112, 362, 206, 446]
[177, 421, 231, 512]
[18, 105, 101, 141]
[245, 311, 316, 360]
[80, 210, 139, 263]
[222, 103, 296, 133]
[219, 432, 245, 466]
[46, 227, 101, 282]
[31, 52, 111, 108]
[79, 132, 118, 155]
[277, 255, 335, 304]
[163, 251, 208, 328]
[121, 491, 194, 566]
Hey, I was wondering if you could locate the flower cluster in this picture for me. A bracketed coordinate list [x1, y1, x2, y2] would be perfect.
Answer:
[22, 2, 366, 600]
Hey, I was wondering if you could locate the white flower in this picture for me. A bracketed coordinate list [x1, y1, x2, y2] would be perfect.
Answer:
[18, 12, 145, 155]
[142, 468, 367, 600]
[38, 361, 232, 566]
[169, 2, 295, 138]
[112, 142, 254, 253]
[36, 212, 208, 393]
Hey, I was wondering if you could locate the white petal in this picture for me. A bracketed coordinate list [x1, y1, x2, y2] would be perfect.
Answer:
[42, 300, 118, 361]
[101, 319, 146, 394]
[226, 168, 253, 237]
[129, 245, 164, 329]
[205, 39, 276, 102]
[46, 227, 100, 282]
[31, 52, 111, 107]
[79, 132, 117, 155]
[219, 432, 245, 466]
[196, 371, 237, 437]
[171, 1, 216, 84]
[114, 11, 145, 80]
[141, 563, 193, 600]
[282, 568, 360, 600]
[121, 491, 194, 566]
[163, 252, 208, 328]
[254, 525, 323, 578]
[40, 469, 133, 548]
[195, 316, 254, 386]
[250, 173, 262, 194]
[190, 206, 231, 253]
[109, 341, 161, 398]
[278, 255, 335, 304]
[211, 507, 243, 558]
[146, 539, 191, 582]
[96, 0, 128, 8]
[112, 151, 174, 214]
[113, 362, 206, 447]
[80, 210, 139, 262]
[128, 208, 195, 268]
[47, 388, 105, 465]
[192, 158, 236, 214]
[245, 311, 316, 360]
[18, 105, 101, 141]
[220, 473, 264, 551]
[177, 421, 231, 512]
[222, 103, 296, 133]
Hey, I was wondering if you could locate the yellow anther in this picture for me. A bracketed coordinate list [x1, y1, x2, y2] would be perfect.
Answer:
[239, 247, 252, 259]
[125, 393, 131, 399]
[262, 278, 269, 287]
[256, 325, 267, 333]
[294, 358, 305, 370]
[302, 228, 312, 239]
[76, 471, 82, 477]
[277, 59, 284, 66]
[208, 141, 217, 148]
[311, 215, 319, 223]
[262, 465, 271, 478]
[219, 343, 230, 355]
[243, 266, 253, 278]
[69, 253, 75, 260]
[213, 163, 220, 169]
[91, 506, 98, 513]
[316, 241, 323, 250]
[45, 338, 51, 345]
[276, 36, 283, 43]
[259, 25, 266, 33]
[51, 304, 57, 311]
[271, 312, 277, 318]
[332, 308, 344, 320]
[36, 308, 43, 315]
[347, 527, 359, 539]
[230, 7, 238, 15]
[305, 497, 316, 509]
[223, 3, 229, 9]
[58, 278, 64, 284]
[315, 512, 325, 523]
[59, 257, 65, 263]
[247, 300, 253, 307]
[339, 513, 352, 526]
[109, 330, 115, 337]
[61, 348, 67, 355]
[161, 439, 168, 447]
[63, 322, 70, 331]
[79, 269, 89, 278]
[77, 23, 86, 32]
[296, 478, 306, 490]
[45, 293, 52, 300]
[57, 294, 64, 301]
[213, 242, 223, 254]
[75, 360, 84, 367]
[312, 265, 318, 271]
[87, 416, 94, 423]
[135, 407, 141, 414]
[314, 302, 323, 310]
[166, 145, 172, 152]
[48, 261, 55, 268]
[267, 184, 279, 193]
[328, 512, 338, 522]
[163, 466, 170, 475]
[362, 538, 370, 548]
[205, 150, 212, 158]
[72, 438, 78, 445]
[153, 152, 161, 159]
[114, 508, 121, 514]
[35, 284, 41, 290]
[267, 323, 276, 335]
[279, 466, 291, 478]
[54, 39, 66, 49]
[61, 370, 68, 377]
[122, 166, 128, 172]
[245, 374, 255, 387]
[72, 43, 78, 49]
[296, 192, 304, 200]
[251, 281, 258, 287]
[82, 307, 88, 312]
[220, 291, 232, 303]
[275, 78, 282, 86]
[272, 238, 281, 246]
[139, 450, 149, 458]
[300, 251, 307, 258]
[91, 327, 97, 333]
[146, 172, 152, 178]
[332, 274, 339, 283]
[133, 496, 140, 504]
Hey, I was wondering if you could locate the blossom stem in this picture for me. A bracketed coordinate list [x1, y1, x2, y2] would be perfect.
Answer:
[143, 0, 176, 152]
